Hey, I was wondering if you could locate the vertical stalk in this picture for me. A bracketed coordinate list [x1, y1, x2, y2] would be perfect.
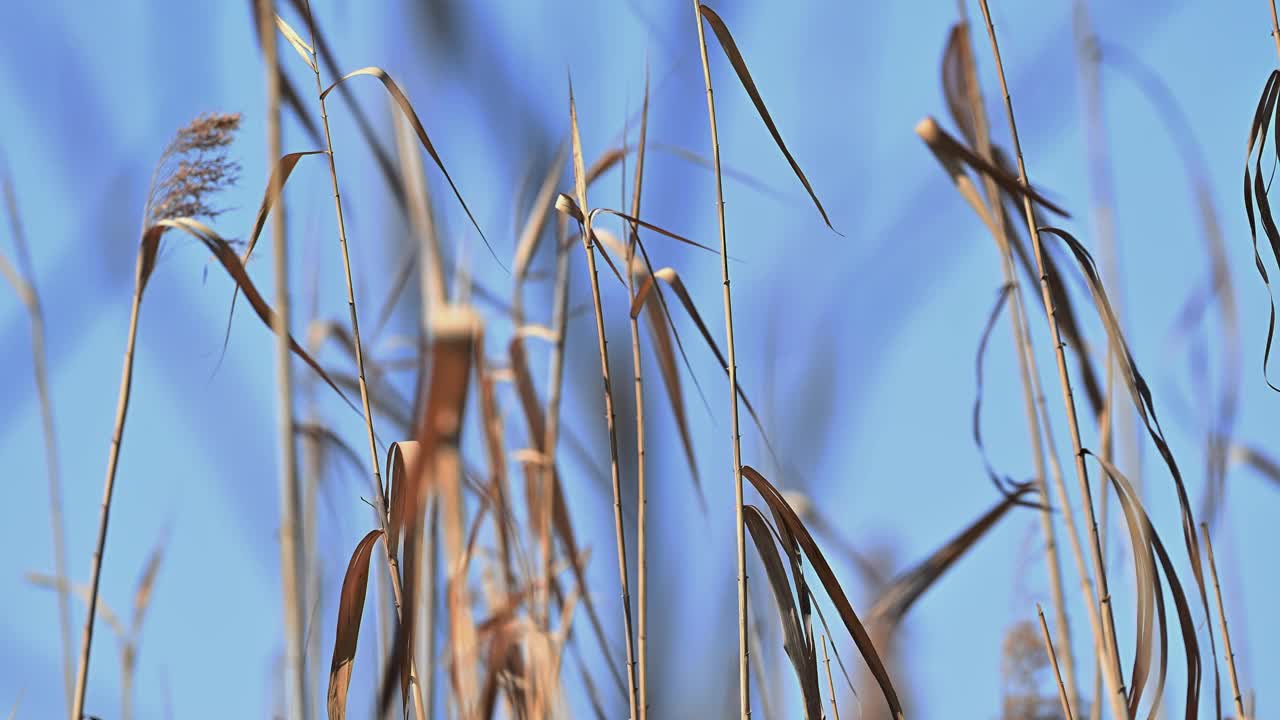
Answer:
[692, 3, 750, 717]
[974, 4, 1129, 719]
[1201, 525, 1247, 720]
[0, 173, 73, 711]
[1038, 604, 1076, 720]
[951, 11, 1078, 706]
[624, 72, 651, 720]
[567, 82, 640, 715]
[70, 242, 145, 720]
[1270, 0, 1280, 62]
[299, 2, 424, 716]
[261, 1, 308, 717]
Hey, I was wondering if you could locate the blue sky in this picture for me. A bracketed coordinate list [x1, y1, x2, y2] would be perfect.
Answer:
[2, 1, 1278, 718]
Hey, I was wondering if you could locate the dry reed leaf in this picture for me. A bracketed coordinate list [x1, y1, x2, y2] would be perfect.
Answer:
[941, 23, 979, 147]
[508, 334, 628, 698]
[217, 150, 324, 366]
[869, 484, 1032, 632]
[1101, 45, 1241, 521]
[916, 116, 1068, 217]
[385, 441, 420, 564]
[591, 208, 720, 256]
[247, 0, 321, 144]
[513, 143, 569, 283]
[380, 307, 480, 717]
[140, 218, 352, 409]
[592, 230, 704, 500]
[1087, 452, 1201, 720]
[320, 67, 496, 267]
[697, 4, 836, 231]
[327, 528, 383, 720]
[274, 13, 316, 71]
[744, 505, 822, 720]
[972, 284, 1015, 495]
[26, 573, 127, 640]
[295, 422, 365, 475]
[1039, 226, 1214, 610]
[131, 535, 166, 634]
[1243, 70, 1280, 391]
[1230, 442, 1280, 485]
[629, 265, 774, 457]
[741, 466, 903, 719]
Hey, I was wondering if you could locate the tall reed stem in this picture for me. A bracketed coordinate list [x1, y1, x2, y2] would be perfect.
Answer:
[974, 4, 1129, 718]
[261, 2, 308, 716]
[1201, 525, 1248, 720]
[70, 234, 145, 720]
[0, 174, 73, 711]
[1037, 604, 1076, 720]
[623, 72, 651, 720]
[692, 3, 750, 716]
[568, 83, 640, 719]
[298, 3, 426, 717]
[951, 11, 1078, 706]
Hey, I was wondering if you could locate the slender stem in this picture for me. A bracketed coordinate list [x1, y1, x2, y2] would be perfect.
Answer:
[821, 635, 841, 720]
[1038, 604, 1076, 720]
[260, 2, 308, 717]
[624, 72, 651, 720]
[974, 4, 1129, 719]
[577, 207, 639, 720]
[1270, 0, 1280, 62]
[0, 174, 73, 712]
[543, 216, 572, 636]
[300, 3, 424, 716]
[692, 4, 750, 717]
[952, 12, 1078, 706]
[1201, 525, 1247, 720]
[70, 247, 145, 720]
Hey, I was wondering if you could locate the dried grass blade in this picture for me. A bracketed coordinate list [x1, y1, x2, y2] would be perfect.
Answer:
[146, 219, 353, 410]
[274, 13, 316, 71]
[741, 466, 903, 719]
[327, 528, 384, 720]
[320, 67, 496, 267]
[744, 505, 822, 720]
[697, 4, 836, 231]
[973, 284, 1015, 494]
[1242, 70, 1280, 391]
[220, 150, 325, 357]
[868, 484, 1032, 629]
[916, 116, 1068, 217]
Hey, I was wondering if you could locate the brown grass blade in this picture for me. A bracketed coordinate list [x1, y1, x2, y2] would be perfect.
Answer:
[320, 67, 496, 268]
[697, 4, 836, 231]
[744, 505, 822, 720]
[628, 265, 776, 464]
[1039, 226, 1217, 656]
[380, 307, 480, 717]
[972, 284, 1016, 494]
[916, 116, 1069, 217]
[1088, 451, 1201, 720]
[145, 218, 353, 410]
[327, 528, 384, 720]
[868, 484, 1032, 630]
[274, 13, 316, 71]
[506, 336, 630, 698]
[941, 23, 979, 147]
[1242, 70, 1280, 391]
[741, 466, 903, 719]
[220, 150, 325, 358]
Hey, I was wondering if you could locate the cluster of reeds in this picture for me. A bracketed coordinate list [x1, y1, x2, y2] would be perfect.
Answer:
[7, 0, 1280, 718]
